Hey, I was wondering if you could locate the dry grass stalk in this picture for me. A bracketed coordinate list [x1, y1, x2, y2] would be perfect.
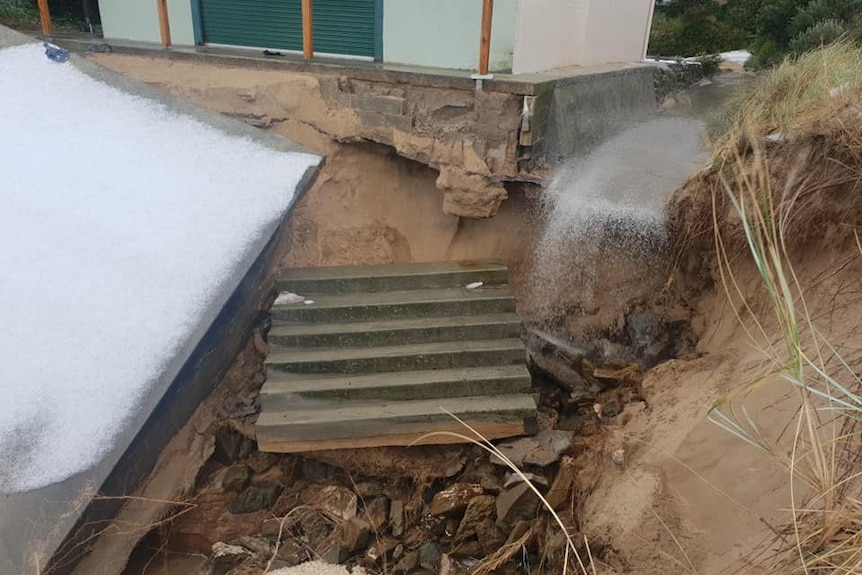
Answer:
[706, 47, 862, 573]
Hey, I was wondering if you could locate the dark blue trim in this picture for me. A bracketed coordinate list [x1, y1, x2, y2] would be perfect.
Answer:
[374, 0, 383, 61]
[191, 0, 204, 45]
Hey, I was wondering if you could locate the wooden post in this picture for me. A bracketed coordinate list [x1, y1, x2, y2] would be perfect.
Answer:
[36, 0, 52, 36]
[302, 0, 313, 60]
[478, 0, 494, 75]
[157, 0, 172, 47]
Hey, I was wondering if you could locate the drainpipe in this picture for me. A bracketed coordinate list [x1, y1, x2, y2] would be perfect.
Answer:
[36, 0, 52, 36]
[302, 0, 314, 60]
[472, 0, 494, 90]
[157, 0, 172, 47]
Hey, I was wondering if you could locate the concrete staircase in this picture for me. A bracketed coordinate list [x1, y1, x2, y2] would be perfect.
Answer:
[255, 260, 537, 453]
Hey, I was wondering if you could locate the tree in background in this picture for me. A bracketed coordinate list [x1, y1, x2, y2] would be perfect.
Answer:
[648, 0, 862, 67]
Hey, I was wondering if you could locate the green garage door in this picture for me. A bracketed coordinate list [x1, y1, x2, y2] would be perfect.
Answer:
[199, 0, 378, 58]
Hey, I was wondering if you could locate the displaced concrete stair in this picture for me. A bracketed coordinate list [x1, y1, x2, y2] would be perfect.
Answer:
[256, 260, 537, 452]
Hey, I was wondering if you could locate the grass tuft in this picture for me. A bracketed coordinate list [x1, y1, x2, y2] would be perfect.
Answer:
[705, 43, 862, 574]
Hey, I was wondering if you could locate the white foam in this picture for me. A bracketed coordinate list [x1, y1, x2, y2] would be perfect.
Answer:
[720, 50, 752, 65]
[0, 44, 318, 492]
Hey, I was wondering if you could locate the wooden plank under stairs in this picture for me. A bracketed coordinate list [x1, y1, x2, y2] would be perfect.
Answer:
[255, 260, 537, 452]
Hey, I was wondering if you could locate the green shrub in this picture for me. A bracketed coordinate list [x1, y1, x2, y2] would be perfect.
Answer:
[694, 53, 723, 76]
[790, 19, 847, 53]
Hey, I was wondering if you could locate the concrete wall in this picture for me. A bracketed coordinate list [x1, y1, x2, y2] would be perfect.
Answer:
[512, 0, 652, 73]
[99, 0, 195, 46]
[382, 0, 518, 71]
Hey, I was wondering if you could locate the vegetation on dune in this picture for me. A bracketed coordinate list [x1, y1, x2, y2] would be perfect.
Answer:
[0, 0, 99, 33]
[649, 0, 862, 67]
[703, 43, 862, 573]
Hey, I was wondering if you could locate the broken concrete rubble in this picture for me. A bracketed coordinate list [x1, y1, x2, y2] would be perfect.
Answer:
[491, 429, 574, 468]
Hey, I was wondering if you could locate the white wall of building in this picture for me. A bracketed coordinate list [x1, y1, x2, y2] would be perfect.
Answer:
[512, 0, 589, 74]
[512, 0, 652, 74]
[581, 0, 653, 66]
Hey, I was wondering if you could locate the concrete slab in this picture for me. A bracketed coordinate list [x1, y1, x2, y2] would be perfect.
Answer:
[268, 313, 522, 347]
[0, 25, 320, 573]
[260, 365, 531, 404]
[256, 394, 537, 452]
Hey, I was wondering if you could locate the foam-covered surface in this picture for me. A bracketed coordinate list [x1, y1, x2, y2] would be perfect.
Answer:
[0, 43, 318, 492]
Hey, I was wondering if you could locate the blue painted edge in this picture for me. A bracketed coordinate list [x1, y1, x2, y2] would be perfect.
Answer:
[50, 163, 321, 572]
[374, 0, 383, 62]
[190, 0, 204, 45]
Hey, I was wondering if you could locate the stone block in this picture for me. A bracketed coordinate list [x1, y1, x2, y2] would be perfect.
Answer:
[353, 94, 407, 116]
[359, 111, 413, 133]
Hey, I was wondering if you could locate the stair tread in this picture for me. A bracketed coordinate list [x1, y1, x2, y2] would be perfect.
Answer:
[270, 313, 521, 336]
[279, 260, 507, 283]
[256, 394, 537, 426]
[261, 365, 530, 394]
[272, 287, 512, 309]
[266, 338, 526, 364]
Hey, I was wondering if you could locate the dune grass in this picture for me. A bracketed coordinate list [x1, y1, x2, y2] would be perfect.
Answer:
[713, 41, 862, 163]
[707, 43, 862, 572]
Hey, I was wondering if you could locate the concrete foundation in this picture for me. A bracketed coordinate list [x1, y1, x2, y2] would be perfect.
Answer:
[61, 41, 659, 218]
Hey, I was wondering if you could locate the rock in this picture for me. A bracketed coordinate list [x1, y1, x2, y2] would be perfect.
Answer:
[601, 398, 622, 418]
[475, 518, 506, 554]
[354, 481, 383, 498]
[419, 540, 442, 569]
[503, 472, 547, 489]
[390, 499, 404, 536]
[210, 542, 252, 575]
[495, 483, 540, 527]
[491, 429, 574, 468]
[301, 457, 337, 481]
[529, 353, 588, 392]
[364, 496, 389, 531]
[299, 511, 333, 541]
[221, 465, 251, 493]
[392, 550, 419, 573]
[275, 538, 305, 564]
[318, 541, 347, 564]
[261, 517, 288, 539]
[429, 483, 483, 516]
[213, 428, 246, 465]
[393, 543, 404, 559]
[366, 537, 397, 562]
[626, 311, 672, 366]
[419, 513, 447, 537]
[267, 559, 291, 570]
[437, 168, 507, 218]
[454, 495, 495, 542]
[474, 462, 503, 494]
[236, 535, 272, 555]
[612, 448, 626, 467]
[342, 516, 371, 552]
[438, 553, 470, 575]
[301, 484, 357, 521]
[546, 456, 577, 511]
[229, 483, 282, 514]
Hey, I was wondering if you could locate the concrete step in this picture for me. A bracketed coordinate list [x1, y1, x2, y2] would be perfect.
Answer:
[255, 394, 537, 452]
[277, 260, 509, 294]
[268, 313, 522, 348]
[260, 365, 532, 407]
[266, 338, 526, 376]
[270, 287, 515, 323]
